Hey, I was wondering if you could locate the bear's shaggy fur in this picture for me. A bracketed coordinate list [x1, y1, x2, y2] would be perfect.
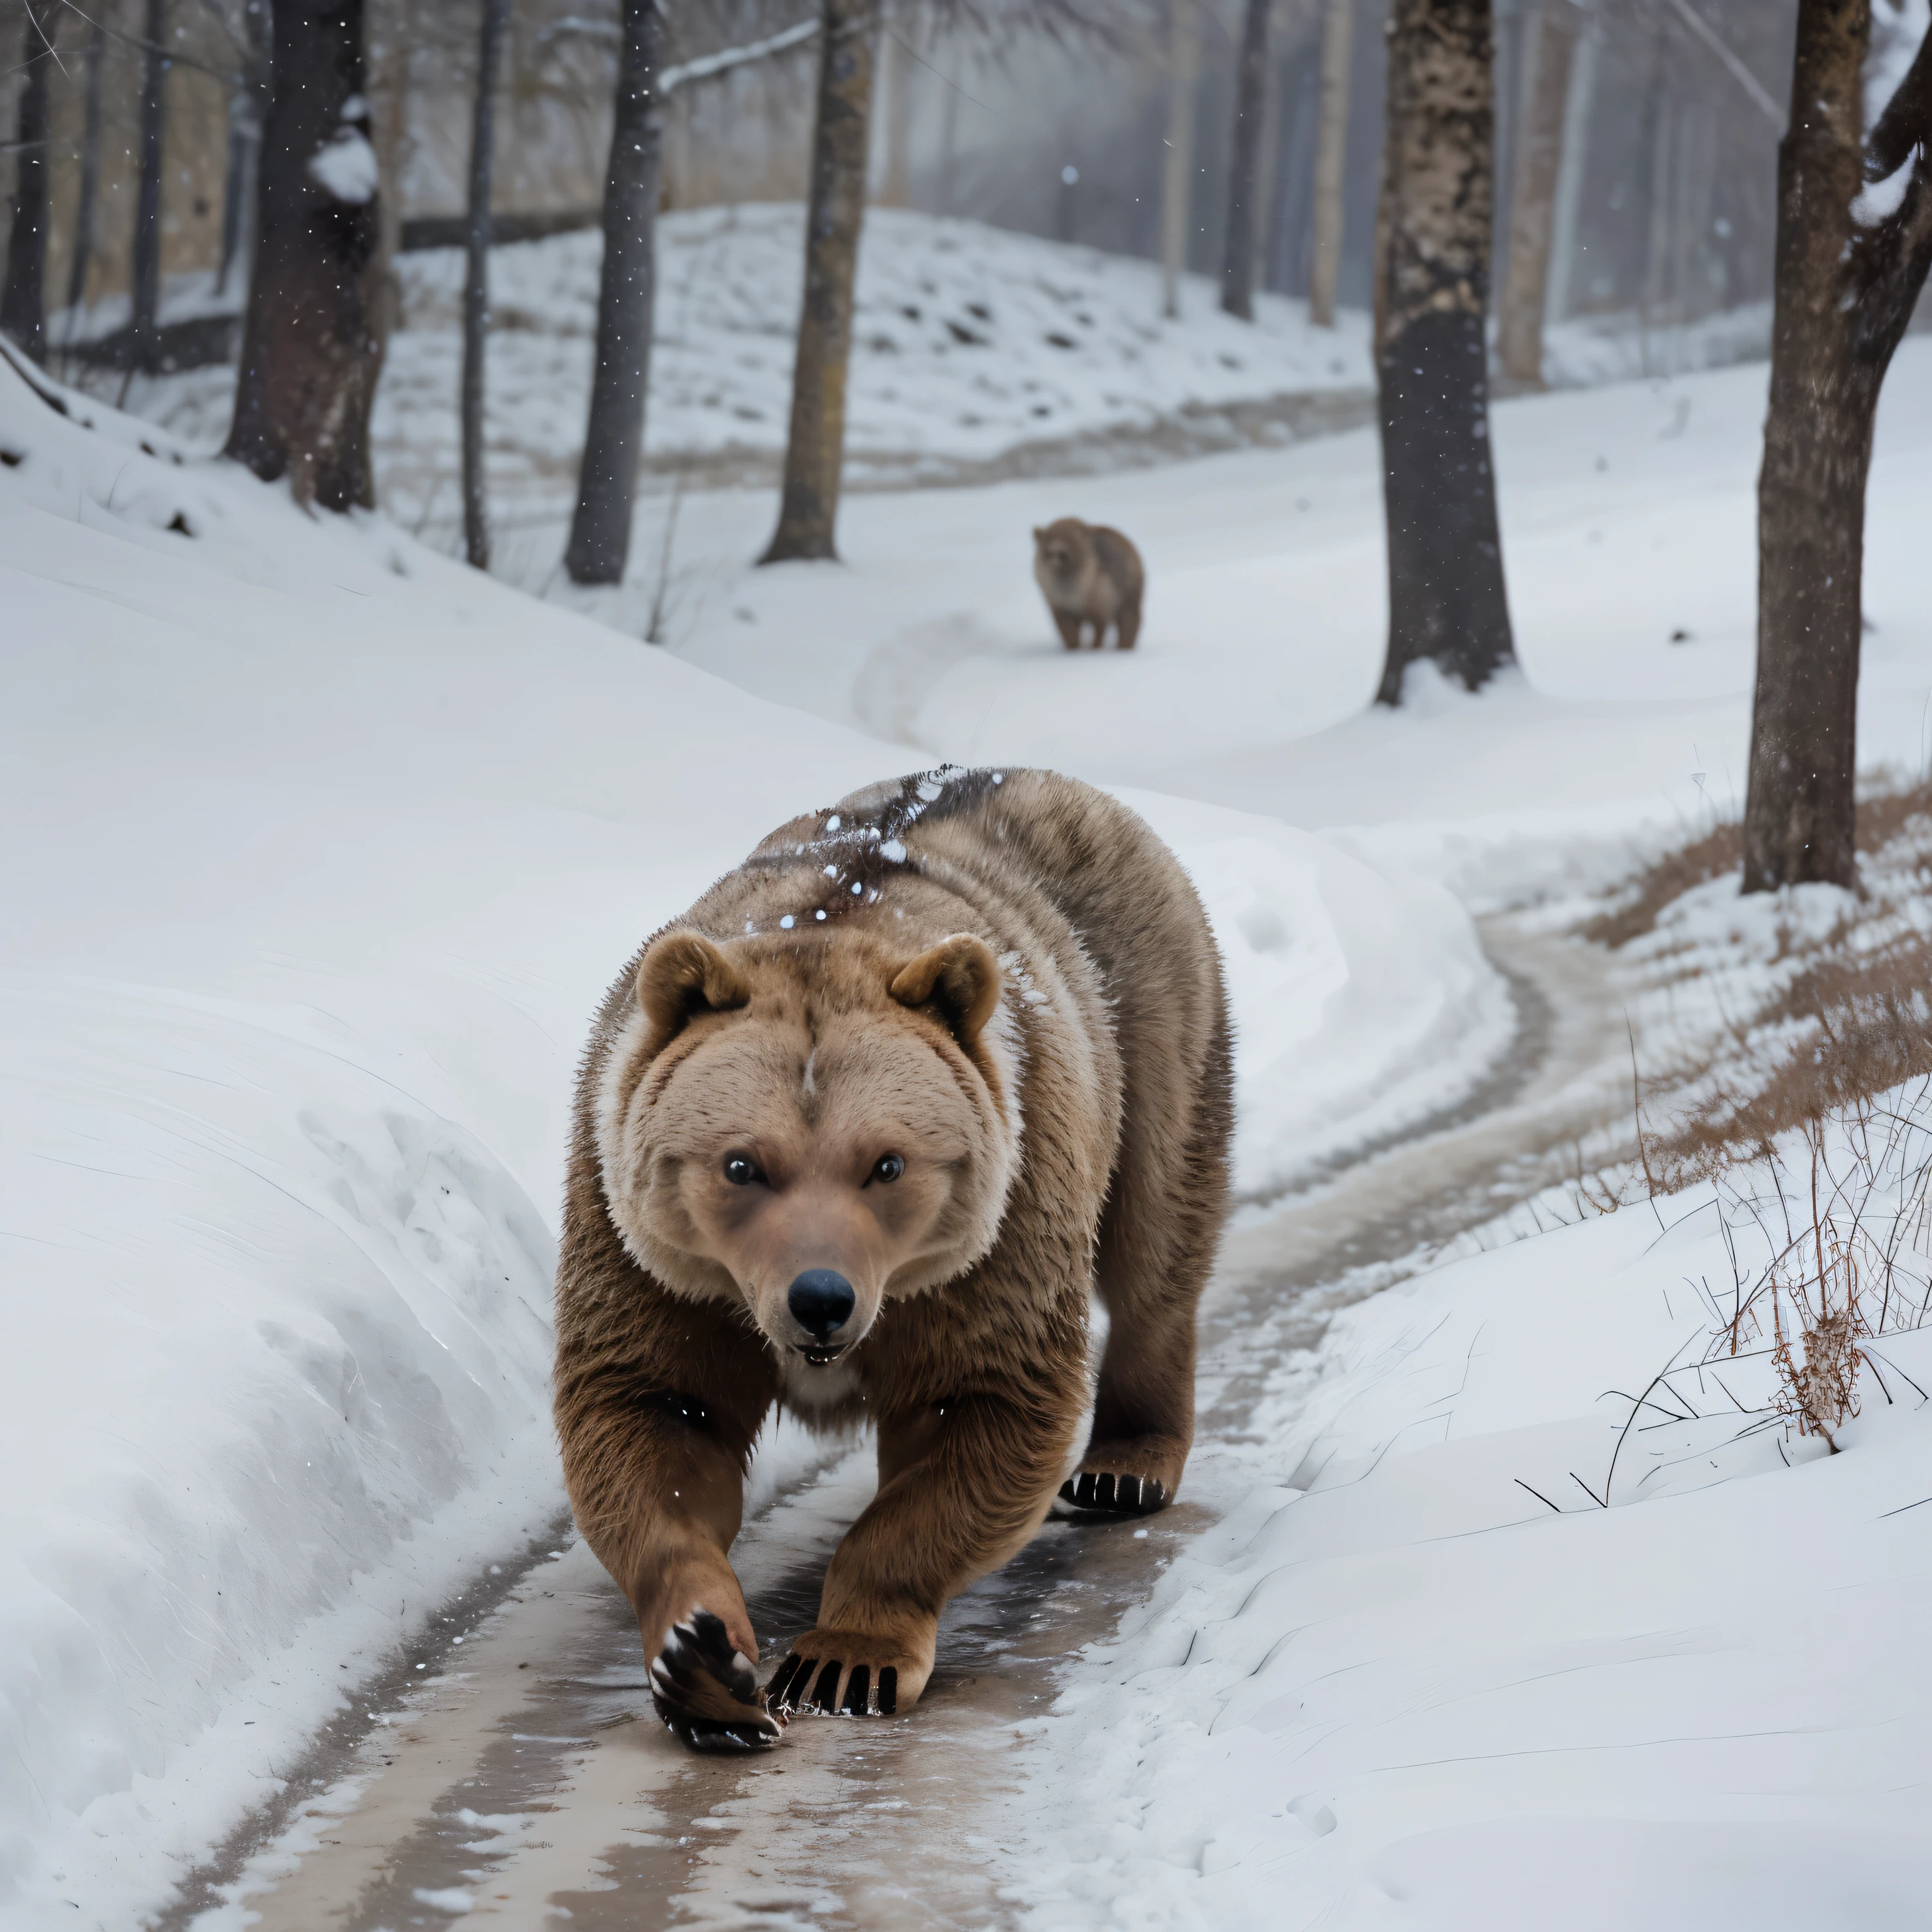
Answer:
[1032, 517, 1145, 650]
[553, 767, 1231, 1748]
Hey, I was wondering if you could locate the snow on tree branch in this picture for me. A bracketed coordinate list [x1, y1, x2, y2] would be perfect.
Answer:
[1659, 0, 1783, 129]
[659, 17, 821, 96]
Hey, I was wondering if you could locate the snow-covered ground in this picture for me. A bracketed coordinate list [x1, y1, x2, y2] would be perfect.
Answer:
[0, 347, 1503, 1929]
[1016, 1085, 1932, 1930]
[10, 205, 1932, 1931]
[93, 208, 1375, 529]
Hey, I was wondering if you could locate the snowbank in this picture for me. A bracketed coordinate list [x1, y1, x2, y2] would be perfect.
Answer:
[1124, 791, 1514, 1201]
[1013, 1104, 1932, 1930]
[0, 352, 1503, 1927]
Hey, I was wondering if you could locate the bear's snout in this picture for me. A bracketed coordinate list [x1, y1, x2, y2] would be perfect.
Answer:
[788, 1269, 857, 1351]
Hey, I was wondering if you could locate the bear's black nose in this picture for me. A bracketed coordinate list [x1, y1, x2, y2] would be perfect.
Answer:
[788, 1269, 856, 1342]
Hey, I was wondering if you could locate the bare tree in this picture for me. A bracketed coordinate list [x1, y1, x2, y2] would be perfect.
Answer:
[226, 0, 383, 511]
[218, 2, 273, 296]
[130, 0, 169, 376]
[564, 0, 665, 585]
[62, 10, 109, 347]
[762, 0, 876, 563]
[1221, 0, 1272, 319]
[1160, 0, 1200, 318]
[1, 2, 53, 361]
[1742, 0, 1932, 892]
[1496, 2, 1579, 386]
[462, 0, 513, 570]
[1373, 0, 1514, 703]
[1306, 0, 1351, 324]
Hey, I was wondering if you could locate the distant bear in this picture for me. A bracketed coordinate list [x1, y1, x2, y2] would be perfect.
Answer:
[554, 767, 1231, 1750]
[1033, 518, 1145, 650]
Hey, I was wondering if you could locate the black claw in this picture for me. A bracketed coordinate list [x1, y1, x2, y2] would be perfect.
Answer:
[843, 1665, 871, 1715]
[1058, 1478, 1077, 1504]
[651, 1692, 780, 1752]
[784, 1655, 818, 1712]
[1119, 1475, 1142, 1509]
[1075, 1473, 1096, 1505]
[766, 1653, 802, 1707]
[1093, 1472, 1117, 1508]
[810, 1659, 843, 1711]
[1146, 1479, 1166, 1509]
[877, 1666, 898, 1715]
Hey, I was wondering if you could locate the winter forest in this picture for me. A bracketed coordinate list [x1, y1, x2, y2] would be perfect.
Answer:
[5, 0, 1932, 1925]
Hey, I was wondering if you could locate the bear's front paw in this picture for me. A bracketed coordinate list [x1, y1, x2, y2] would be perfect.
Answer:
[766, 1629, 929, 1718]
[648, 1610, 784, 1752]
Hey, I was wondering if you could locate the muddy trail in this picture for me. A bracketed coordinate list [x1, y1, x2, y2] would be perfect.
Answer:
[164, 917, 1635, 1932]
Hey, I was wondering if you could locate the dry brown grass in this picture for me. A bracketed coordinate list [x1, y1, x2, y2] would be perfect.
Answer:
[1586, 776, 1932, 949]
[1648, 941, 1932, 1188]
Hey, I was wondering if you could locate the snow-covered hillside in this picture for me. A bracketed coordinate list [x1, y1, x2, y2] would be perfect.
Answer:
[102, 207, 1375, 534]
[0, 350, 1504, 1930]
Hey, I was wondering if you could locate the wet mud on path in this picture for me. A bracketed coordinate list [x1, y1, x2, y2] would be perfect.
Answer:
[168, 916, 1637, 1931]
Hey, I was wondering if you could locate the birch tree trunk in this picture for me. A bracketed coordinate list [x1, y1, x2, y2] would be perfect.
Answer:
[762, 0, 876, 565]
[1742, 1, 1932, 891]
[1, 3, 52, 362]
[565, 0, 663, 585]
[1306, 0, 1353, 324]
[1497, 3, 1578, 386]
[462, 0, 512, 571]
[1221, 0, 1273, 320]
[130, 0, 169, 374]
[225, 1, 383, 512]
[1373, 0, 1515, 703]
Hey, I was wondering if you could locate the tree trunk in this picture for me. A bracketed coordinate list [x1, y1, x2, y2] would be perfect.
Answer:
[1306, 0, 1353, 324]
[362, 0, 412, 473]
[62, 12, 108, 345]
[225, 1, 382, 512]
[564, 0, 663, 585]
[131, 0, 169, 374]
[1, 3, 53, 362]
[218, 5, 272, 297]
[1545, 9, 1598, 327]
[462, 0, 512, 571]
[1373, 0, 1515, 703]
[1160, 0, 1201, 319]
[1221, 0, 1272, 320]
[874, 7, 912, 207]
[1497, 3, 1578, 386]
[762, 0, 876, 565]
[1742, 0, 1932, 892]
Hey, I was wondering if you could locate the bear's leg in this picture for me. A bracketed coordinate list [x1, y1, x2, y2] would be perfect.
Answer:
[1052, 607, 1083, 651]
[1066, 1006, 1233, 1516]
[1115, 599, 1142, 651]
[561, 1377, 780, 1751]
[768, 1390, 1078, 1718]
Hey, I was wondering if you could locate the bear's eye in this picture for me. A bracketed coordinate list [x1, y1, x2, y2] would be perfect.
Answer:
[723, 1153, 764, 1187]
[870, 1153, 905, 1184]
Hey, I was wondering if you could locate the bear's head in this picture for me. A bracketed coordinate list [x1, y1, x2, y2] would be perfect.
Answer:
[1032, 518, 1092, 588]
[594, 927, 1022, 1383]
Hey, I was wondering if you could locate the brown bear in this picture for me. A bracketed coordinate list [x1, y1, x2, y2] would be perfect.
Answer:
[1033, 517, 1146, 650]
[553, 766, 1230, 1750]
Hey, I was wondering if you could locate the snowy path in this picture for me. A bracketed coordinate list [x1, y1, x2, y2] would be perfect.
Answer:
[175, 916, 1630, 1931]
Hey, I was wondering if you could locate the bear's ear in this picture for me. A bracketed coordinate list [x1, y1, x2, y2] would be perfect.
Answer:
[636, 931, 750, 1048]
[1032, 526, 1044, 541]
[888, 933, 1000, 1049]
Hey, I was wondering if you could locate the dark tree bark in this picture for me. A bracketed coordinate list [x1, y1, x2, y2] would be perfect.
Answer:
[1, 3, 53, 362]
[1496, 2, 1578, 387]
[130, 0, 169, 374]
[565, 0, 664, 586]
[462, 0, 512, 571]
[762, 0, 877, 565]
[225, 1, 382, 512]
[62, 11, 108, 345]
[1221, 0, 1272, 320]
[1742, 1, 1932, 892]
[1372, 0, 1515, 704]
